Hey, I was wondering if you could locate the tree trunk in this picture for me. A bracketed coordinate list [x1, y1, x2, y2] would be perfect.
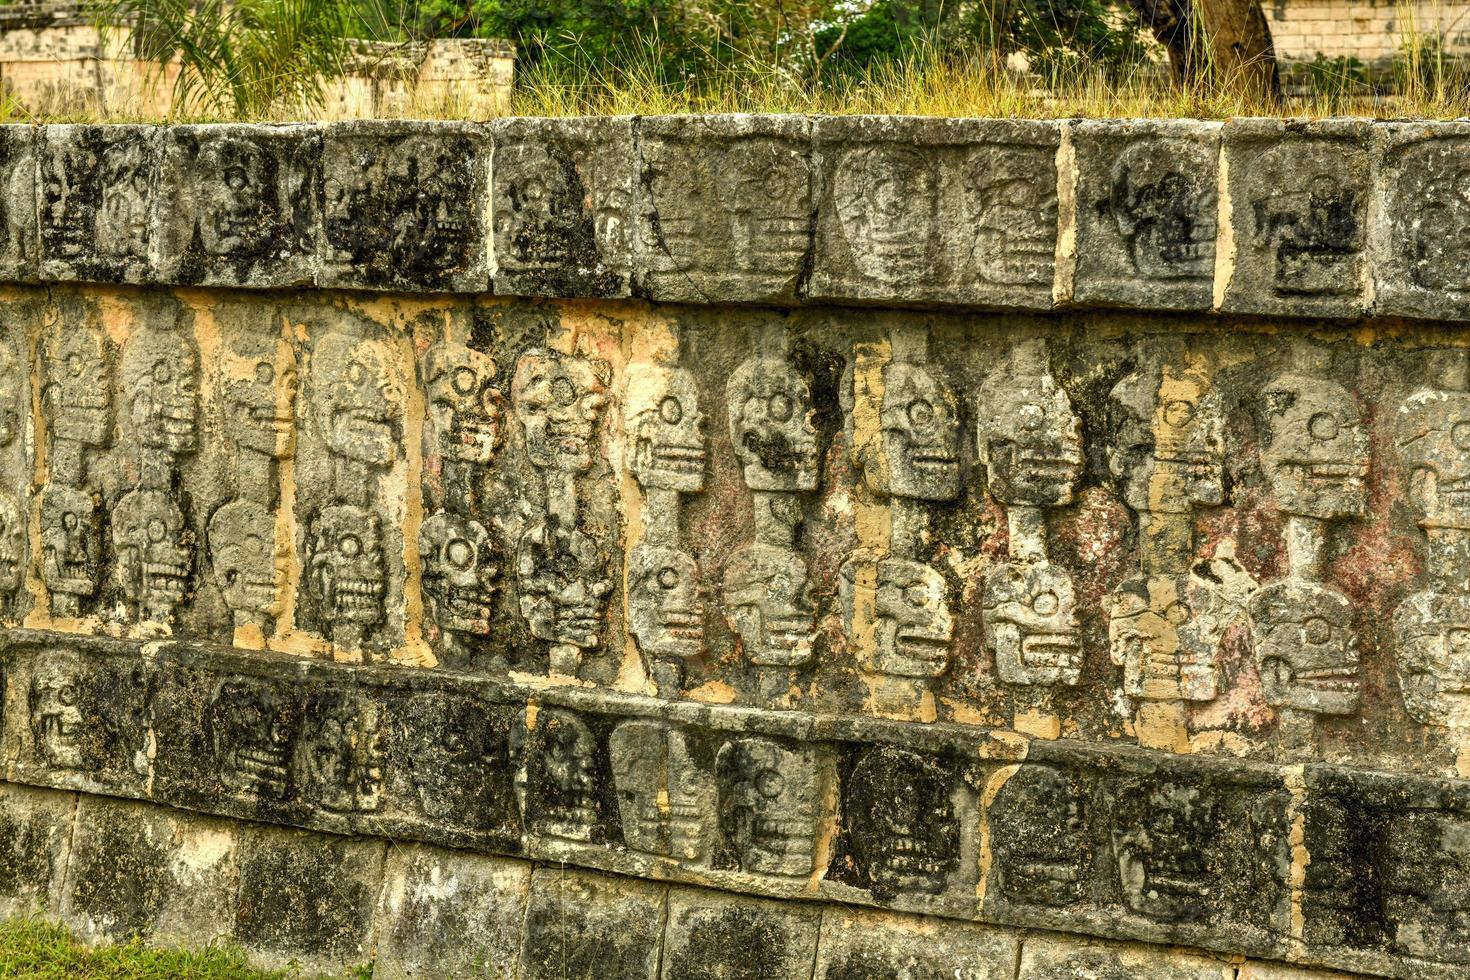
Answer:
[1126, 0, 1281, 102]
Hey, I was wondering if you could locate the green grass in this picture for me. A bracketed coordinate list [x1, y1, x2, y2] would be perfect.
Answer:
[0, 918, 368, 980]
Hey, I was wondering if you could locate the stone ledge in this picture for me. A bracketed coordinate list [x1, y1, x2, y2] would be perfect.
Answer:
[0, 781, 1380, 978]
[9, 116, 1470, 318]
[0, 627, 1460, 978]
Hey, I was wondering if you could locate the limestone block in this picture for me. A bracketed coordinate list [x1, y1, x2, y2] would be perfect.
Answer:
[518, 867, 666, 980]
[1370, 121, 1470, 320]
[373, 842, 531, 980]
[811, 116, 1059, 308]
[1071, 119, 1220, 311]
[0, 784, 73, 919]
[1237, 964, 1362, 979]
[1220, 118, 1370, 318]
[1016, 934, 1233, 978]
[60, 795, 238, 948]
[490, 115, 634, 298]
[813, 906, 1019, 979]
[318, 120, 489, 292]
[634, 114, 812, 304]
[39, 124, 160, 283]
[659, 888, 820, 980]
[0, 126, 38, 282]
[232, 821, 384, 974]
[152, 124, 320, 288]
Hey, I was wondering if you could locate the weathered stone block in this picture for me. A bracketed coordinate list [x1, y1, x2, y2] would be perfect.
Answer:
[813, 906, 1019, 979]
[811, 116, 1059, 308]
[490, 116, 634, 298]
[634, 114, 812, 303]
[518, 867, 666, 980]
[319, 120, 489, 292]
[1016, 934, 1233, 979]
[660, 889, 820, 980]
[1071, 119, 1220, 310]
[373, 842, 531, 980]
[1220, 119, 1370, 318]
[60, 795, 238, 948]
[0, 784, 73, 919]
[153, 124, 320, 288]
[232, 822, 384, 974]
[0, 126, 38, 282]
[1236, 963, 1362, 979]
[39, 125, 160, 283]
[1370, 121, 1470, 320]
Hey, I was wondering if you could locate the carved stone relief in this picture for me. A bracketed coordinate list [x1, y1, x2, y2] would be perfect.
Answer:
[40, 127, 158, 283]
[511, 707, 603, 843]
[843, 747, 960, 900]
[292, 690, 387, 814]
[39, 486, 100, 618]
[715, 737, 823, 877]
[208, 499, 288, 634]
[112, 488, 191, 625]
[207, 678, 296, 800]
[305, 504, 386, 652]
[988, 764, 1092, 908]
[609, 719, 715, 861]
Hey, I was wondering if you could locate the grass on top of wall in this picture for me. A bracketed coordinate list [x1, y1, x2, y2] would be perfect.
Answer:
[0, 917, 368, 980]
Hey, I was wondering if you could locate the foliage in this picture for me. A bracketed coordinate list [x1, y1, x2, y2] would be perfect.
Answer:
[91, 0, 351, 117]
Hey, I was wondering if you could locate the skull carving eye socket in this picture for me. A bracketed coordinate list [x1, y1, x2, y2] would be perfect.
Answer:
[907, 398, 935, 426]
[1018, 403, 1044, 431]
[339, 534, 361, 558]
[151, 361, 172, 384]
[1304, 616, 1331, 644]
[1163, 399, 1195, 428]
[767, 393, 794, 422]
[446, 538, 473, 570]
[551, 377, 577, 406]
[756, 769, 785, 798]
[146, 519, 166, 543]
[1453, 421, 1470, 450]
[1033, 590, 1059, 615]
[659, 396, 683, 425]
[1165, 601, 1191, 625]
[1309, 412, 1340, 441]
[347, 361, 365, 385]
[254, 361, 274, 384]
[657, 566, 680, 589]
[58, 684, 77, 706]
[225, 166, 248, 191]
[66, 353, 83, 377]
[905, 584, 928, 608]
[452, 367, 477, 396]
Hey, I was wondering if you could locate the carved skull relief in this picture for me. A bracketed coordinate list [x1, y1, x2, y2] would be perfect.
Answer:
[112, 488, 191, 622]
[96, 140, 152, 258]
[419, 512, 498, 642]
[1252, 153, 1362, 297]
[395, 136, 470, 273]
[716, 737, 821, 877]
[122, 326, 200, 455]
[990, 764, 1091, 907]
[40, 486, 99, 605]
[628, 366, 707, 493]
[0, 339, 21, 449]
[984, 560, 1082, 686]
[969, 146, 1057, 287]
[1260, 374, 1370, 520]
[1382, 810, 1470, 959]
[306, 504, 386, 637]
[208, 678, 294, 799]
[492, 143, 581, 271]
[515, 521, 610, 650]
[1410, 167, 1470, 291]
[1249, 580, 1361, 715]
[609, 720, 714, 861]
[1397, 388, 1470, 529]
[42, 324, 111, 448]
[727, 354, 819, 492]
[847, 747, 960, 899]
[834, 146, 938, 287]
[422, 341, 502, 468]
[977, 352, 1084, 507]
[0, 492, 24, 598]
[512, 708, 600, 842]
[1108, 363, 1225, 515]
[293, 693, 387, 813]
[511, 349, 610, 474]
[1108, 573, 1240, 702]
[840, 557, 953, 679]
[28, 655, 84, 769]
[208, 499, 288, 629]
[1393, 589, 1470, 729]
[857, 359, 960, 501]
[1108, 143, 1216, 280]
[1110, 778, 1218, 923]
[223, 332, 298, 461]
[723, 543, 816, 668]
[197, 136, 274, 258]
[311, 334, 402, 469]
[627, 542, 705, 661]
[396, 694, 509, 825]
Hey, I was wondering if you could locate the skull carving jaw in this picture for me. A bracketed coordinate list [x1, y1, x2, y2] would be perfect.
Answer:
[629, 367, 707, 493]
[834, 146, 938, 287]
[306, 504, 386, 641]
[990, 764, 1090, 907]
[29, 656, 85, 769]
[723, 543, 816, 668]
[1393, 590, 1470, 728]
[516, 521, 610, 650]
[96, 141, 152, 259]
[628, 543, 705, 661]
[841, 557, 953, 679]
[208, 499, 288, 630]
[860, 360, 960, 502]
[848, 747, 959, 898]
[1398, 389, 1470, 530]
[422, 342, 502, 469]
[1109, 367, 1226, 515]
[512, 708, 600, 842]
[976, 348, 1084, 507]
[1111, 779, 1217, 923]
[1260, 374, 1370, 521]
[208, 678, 294, 799]
[40, 486, 100, 605]
[610, 720, 714, 861]
[511, 350, 609, 475]
[727, 355, 819, 492]
[314, 335, 402, 470]
[984, 560, 1082, 686]
[1109, 143, 1217, 281]
[716, 737, 821, 877]
[1249, 580, 1361, 715]
[419, 512, 498, 642]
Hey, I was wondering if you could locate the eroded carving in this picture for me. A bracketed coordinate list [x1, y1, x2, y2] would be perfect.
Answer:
[422, 341, 502, 472]
[845, 747, 959, 899]
[97, 139, 153, 261]
[305, 504, 385, 651]
[839, 557, 953, 679]
[1248, 144, 1363, 298]
[293, 691, 386, 813]
[28, 655, 84, 769]
[627, 543, 704, 662]
[122, 322, 200, 494]
[222, 329, 298, 505]
[968, 144, 1057, 287]
[989, 764, 1091, 907]
[511, 707, 601, 842]
[418, 512, 497, 659]
[41, 318, 111, 488]
[394, 693, 512, 831]
[207, 678, 295, 799]
[983, 560, 1081, 687]
[39, 486, 100, 618]
[716, 737, 821, 877]
[1109, 776, 1217, 922]
[724, 542, 816, 669]
[833, 145, 938, 291]
[112, 488, 191, 624]
[208, 499, 288, 634]
[1108, 142, 1216, 280]
[727, 353, 818, 493]
[1108, 570, 1248, 702]
[609, 719, 714, 861]
[1382, 809, 1470, 959]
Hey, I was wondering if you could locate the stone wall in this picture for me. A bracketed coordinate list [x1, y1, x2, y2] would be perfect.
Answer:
[1265, 0, 1470, 66]
[0, 116, 1461, 977]
[0, 3, 515, 117]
